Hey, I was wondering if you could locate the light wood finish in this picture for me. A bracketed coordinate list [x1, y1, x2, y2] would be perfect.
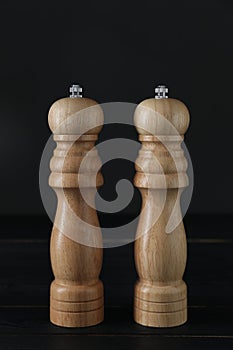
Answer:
[134, 98, 190, 327]
[48, 97, 104, 327]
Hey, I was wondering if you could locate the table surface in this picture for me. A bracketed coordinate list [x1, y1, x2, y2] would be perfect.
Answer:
[0, 214, 232, 350]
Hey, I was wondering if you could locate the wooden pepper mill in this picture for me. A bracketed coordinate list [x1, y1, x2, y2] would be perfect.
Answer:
[48, 84, 104, 327]
[134, 85, 190, 327]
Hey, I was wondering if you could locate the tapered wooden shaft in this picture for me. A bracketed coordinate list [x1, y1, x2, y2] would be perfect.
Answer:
[134, 98, 190, 327]
[48, 96, 104, 327]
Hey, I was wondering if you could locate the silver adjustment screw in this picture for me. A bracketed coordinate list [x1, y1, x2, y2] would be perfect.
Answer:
[69, 84, 83, 98]
[155, 85, 168, 99]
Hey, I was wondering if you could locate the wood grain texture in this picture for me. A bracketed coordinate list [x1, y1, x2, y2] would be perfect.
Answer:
[134, 98, 190, 327]
[48, 97, 104, 327]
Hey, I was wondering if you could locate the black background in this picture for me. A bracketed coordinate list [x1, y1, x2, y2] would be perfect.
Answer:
[0, 0, 233, 215]
[0, 3, 233, 349]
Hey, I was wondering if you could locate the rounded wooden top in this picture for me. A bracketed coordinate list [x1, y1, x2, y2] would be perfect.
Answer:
[134, 98, 190, 136]
[48, 97, 104, 135]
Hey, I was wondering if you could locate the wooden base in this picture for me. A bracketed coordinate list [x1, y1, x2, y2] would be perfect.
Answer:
[134, 281, 187, 327]
[50, 280, 104, 328]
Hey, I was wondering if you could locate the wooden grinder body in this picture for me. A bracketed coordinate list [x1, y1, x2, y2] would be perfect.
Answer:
[134, 98, 190, 327]
[48, 97, 104, 327]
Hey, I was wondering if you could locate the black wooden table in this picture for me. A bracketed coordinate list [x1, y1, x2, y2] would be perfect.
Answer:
[0, 214, 232, 349]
